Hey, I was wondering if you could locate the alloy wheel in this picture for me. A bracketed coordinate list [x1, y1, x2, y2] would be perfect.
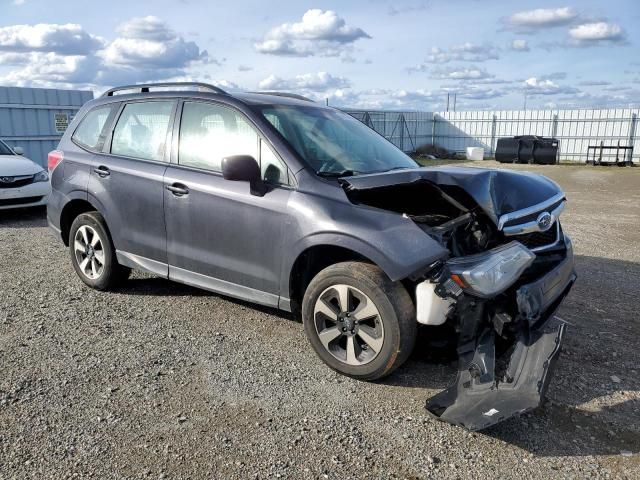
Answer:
[313, 284, 385, 366]
[74, 225, 105, 280]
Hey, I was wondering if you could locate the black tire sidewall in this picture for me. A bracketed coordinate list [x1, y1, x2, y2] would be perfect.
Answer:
[302, 262, 416, 380]
[69, 212, 117, 291]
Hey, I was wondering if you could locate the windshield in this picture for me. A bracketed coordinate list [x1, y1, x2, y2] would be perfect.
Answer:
[257, 105, 418, 176]
[0, 140, 14, 156]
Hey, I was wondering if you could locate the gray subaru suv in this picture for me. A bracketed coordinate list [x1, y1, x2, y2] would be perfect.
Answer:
[48, 82, 576, 430]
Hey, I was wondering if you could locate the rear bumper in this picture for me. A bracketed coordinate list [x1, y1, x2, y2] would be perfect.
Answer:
[425, 236, 576, 430]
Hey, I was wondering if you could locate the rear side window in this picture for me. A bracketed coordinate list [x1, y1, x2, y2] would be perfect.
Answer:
[111, 101, 174, 162]
[72, 105, 116, 151]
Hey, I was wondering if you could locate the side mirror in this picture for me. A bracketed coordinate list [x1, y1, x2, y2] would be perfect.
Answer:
[221, 155, 267, 196]
[13, 146, 24, 155]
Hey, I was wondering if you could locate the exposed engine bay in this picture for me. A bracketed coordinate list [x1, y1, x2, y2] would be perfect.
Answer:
[340, 167, 576, 430]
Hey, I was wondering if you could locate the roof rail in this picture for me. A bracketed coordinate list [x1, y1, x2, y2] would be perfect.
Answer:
[102, 82, 227, 97]
[249, 91, 315, 103]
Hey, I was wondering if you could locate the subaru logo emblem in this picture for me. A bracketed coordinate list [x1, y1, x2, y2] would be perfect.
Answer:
[0, 176, 13, 183]
[536, 211, 553, 232]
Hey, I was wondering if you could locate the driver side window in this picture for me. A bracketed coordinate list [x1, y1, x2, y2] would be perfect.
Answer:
[179, 102, 290, 185]
[179, 102, 259, 172]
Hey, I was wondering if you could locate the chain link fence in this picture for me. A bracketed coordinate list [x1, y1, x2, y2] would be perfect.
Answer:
[345, 108, 639, 163]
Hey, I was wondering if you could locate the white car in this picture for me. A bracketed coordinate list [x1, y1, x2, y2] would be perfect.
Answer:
[0, 139, 51, 210]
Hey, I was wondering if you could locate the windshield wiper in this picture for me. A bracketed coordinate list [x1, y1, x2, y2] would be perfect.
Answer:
[374, 166, 414, 174]
[316, 170, 357, 178]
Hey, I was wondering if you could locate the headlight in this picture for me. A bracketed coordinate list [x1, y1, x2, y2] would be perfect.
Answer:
[447, 241, 535, 298]
[34, 170, 49, 183]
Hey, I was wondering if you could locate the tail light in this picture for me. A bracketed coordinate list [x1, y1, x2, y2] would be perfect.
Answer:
[48, 150, 63, 172]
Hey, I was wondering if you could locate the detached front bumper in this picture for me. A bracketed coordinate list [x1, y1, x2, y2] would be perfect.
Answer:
[425, 237, 576, 430]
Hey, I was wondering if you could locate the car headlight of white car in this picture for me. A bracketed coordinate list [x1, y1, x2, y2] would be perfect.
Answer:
[33, 170, 49, 183]
[447, 241, 536, 298]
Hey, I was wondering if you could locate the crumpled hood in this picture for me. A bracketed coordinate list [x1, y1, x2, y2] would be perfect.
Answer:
[340, 166, 563, 225]
[0, 155, 42, 176]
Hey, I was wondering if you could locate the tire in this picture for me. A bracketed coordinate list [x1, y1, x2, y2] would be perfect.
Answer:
[69, 211, 130, 290]
[302, 261, 416, 381]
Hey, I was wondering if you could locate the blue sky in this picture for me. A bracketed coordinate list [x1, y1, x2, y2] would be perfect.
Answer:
[0, 0, 638, 110]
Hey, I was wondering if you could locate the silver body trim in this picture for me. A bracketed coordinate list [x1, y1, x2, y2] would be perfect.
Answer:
[497, 192, 565, 231]
[503, 201, 566, 236]
[116, 251, 169, 277]
[529, 222, 562, 252]
[116, 250, 289, 310]
[170, 266, 279, 308]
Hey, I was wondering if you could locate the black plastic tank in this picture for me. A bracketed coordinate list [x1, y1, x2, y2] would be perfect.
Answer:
[496, 136, 559, 165]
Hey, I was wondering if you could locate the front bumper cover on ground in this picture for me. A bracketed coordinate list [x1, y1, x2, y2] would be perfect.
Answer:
[425, 247, 576, 431]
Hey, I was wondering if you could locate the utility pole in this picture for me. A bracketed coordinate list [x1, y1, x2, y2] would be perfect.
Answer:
[453, 93, 457, 112]
[446, 93, 450, 112]
[523, 91, 527, 111]
[326, 98, 329, 106]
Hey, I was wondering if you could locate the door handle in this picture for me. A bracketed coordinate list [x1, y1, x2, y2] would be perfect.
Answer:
[93, 166, 110, 178]
[166, 183, 189, 196]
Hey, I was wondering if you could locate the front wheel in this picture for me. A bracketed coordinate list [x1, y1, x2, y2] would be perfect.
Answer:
[302, 262, 416, 381]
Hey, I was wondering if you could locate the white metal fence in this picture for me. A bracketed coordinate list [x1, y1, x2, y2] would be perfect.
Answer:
[346, 108, 639, 164]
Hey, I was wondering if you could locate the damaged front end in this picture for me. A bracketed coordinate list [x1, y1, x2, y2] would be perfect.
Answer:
[341, 167, 577, 430]
[423, 239, 575, 430]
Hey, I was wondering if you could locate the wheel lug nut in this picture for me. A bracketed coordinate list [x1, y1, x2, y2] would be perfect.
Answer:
[342, 327, 347, 332]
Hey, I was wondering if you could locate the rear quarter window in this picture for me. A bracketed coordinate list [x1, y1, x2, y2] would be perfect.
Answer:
[72, 104, 117, 151]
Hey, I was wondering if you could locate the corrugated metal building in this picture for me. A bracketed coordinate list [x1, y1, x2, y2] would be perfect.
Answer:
[0, 86, 94, 168]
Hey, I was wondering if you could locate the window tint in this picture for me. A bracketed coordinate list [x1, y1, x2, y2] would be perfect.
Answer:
[72, 105, 116, 151]
[111, 101, 174, 161]
[260, 140, 288, 185]
[179, 102, 258, 172]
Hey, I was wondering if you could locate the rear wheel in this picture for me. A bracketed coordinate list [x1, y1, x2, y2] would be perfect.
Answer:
[302, 261, 416, 380]
[69, 212, 130, 290]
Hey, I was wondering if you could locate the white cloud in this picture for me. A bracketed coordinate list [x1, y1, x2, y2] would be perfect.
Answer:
[511, 39, 530, 52]
[0, 17, 211, 89]
[255, 9, 370, 57]
[259, 72, 350, 92]
[0, 23, 104, 55]
[101, 16, 209, 69]
[0, 52, 99, 88]
[431, 66, 494, 81]
[504, 7, 578, 32]
[116, 16, 176, 42]
[441, 84, 507, 101]
[416, 43, 499, 65]
[388, 2, 429, 16]
[578, 80, 611, 86]
[13, 0, 26, 5]
[523, 77, 578, 95]
[569, 22, 625, 44]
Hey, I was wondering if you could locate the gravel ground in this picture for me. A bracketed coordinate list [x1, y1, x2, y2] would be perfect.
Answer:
[1, 162, 639, 479]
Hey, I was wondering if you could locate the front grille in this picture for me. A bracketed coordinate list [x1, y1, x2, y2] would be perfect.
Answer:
[0, 175, 34, 189]
[0, 196, 43, 207]
[513, 223, 560, 251]
[502, 200, 564, 229]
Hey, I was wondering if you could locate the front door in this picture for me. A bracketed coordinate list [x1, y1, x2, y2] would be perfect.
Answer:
[164, 101, 292, 306]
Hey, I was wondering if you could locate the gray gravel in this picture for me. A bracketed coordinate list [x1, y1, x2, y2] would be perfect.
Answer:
[1, 162, 639, 479]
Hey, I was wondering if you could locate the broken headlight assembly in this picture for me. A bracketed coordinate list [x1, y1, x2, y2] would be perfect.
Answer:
[447, 241, 535, 298]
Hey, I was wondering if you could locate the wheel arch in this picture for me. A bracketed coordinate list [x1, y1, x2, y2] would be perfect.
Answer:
[59, 199, 101, 246]
[287, 242, 384, 316]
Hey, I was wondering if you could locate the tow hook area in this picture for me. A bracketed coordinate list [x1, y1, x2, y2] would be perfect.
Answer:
[425, 316, 566, 431]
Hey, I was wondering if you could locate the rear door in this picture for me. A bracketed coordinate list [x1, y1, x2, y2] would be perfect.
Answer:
[88, 99, 176, 275]
[163, 100, 293, 305]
